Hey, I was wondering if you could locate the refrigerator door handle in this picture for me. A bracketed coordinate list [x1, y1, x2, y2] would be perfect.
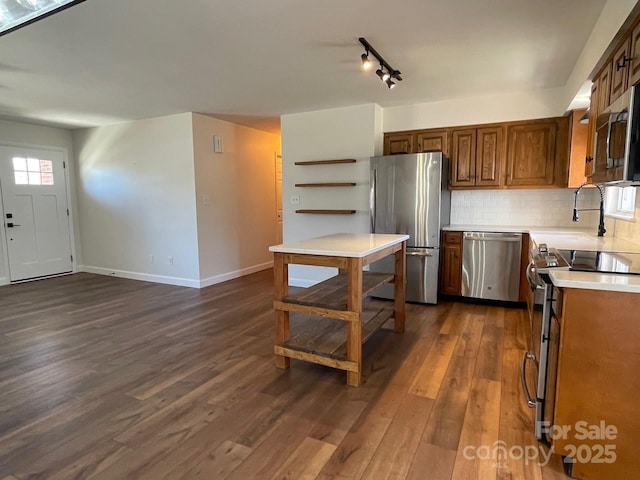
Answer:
[406, 249, 435, 257]
[370, 167, 377, 232]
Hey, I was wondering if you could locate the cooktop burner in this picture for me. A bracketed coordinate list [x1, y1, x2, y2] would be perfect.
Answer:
[557, 249, 640, 275]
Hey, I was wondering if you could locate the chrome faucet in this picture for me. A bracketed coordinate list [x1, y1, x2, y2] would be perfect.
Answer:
[572, 182, 606, 237]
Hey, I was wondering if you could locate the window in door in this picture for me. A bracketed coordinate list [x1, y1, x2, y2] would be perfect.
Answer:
[12, 157, 54, 186]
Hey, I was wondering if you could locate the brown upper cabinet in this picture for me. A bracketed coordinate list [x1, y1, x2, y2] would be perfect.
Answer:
[450, 129, 476, 187]
[597, 62, 612, 114]
[630, 21, 640, 87]
[383, 129, 449, 157]
[416, 130, 449, 156]
[383, 117, 567, 190]
[610, 37, 632, 104]
[384, 132, 413, 155]
[505, 121, 557, 187]
[450, 126, 503, 187]
[584, 13, 640, 182]
[585, 81, 598, 178]
[475, 127, 504, 187]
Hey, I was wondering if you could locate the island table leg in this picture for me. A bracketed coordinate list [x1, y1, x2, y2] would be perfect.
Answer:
[274, 253, 290, 369]
[394, 242, 406, 333]
[346, 257, 363, 387]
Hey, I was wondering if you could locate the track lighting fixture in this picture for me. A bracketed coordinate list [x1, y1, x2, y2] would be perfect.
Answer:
[359, 37, 403, 89]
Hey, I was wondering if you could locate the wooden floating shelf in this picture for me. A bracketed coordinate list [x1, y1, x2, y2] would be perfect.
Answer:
[295, 182, 357, 187]
[294, 159, 356, 166]
[281, 272, 395, 311]
[283, 305, 394, 362]
[295, 209, 356, 215]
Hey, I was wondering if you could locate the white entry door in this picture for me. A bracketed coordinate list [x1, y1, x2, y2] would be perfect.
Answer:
[0, 146, 72, 281]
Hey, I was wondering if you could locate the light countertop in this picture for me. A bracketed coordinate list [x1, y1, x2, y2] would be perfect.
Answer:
[269, 233, 409, 258]
[443, 224, 596, 234]
[549, 270, 640, 294]
[444, 224, 640, 253]
[528, 231, 640, 253]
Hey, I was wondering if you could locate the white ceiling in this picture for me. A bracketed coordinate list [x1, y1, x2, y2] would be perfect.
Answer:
[0, 0, 606, 134]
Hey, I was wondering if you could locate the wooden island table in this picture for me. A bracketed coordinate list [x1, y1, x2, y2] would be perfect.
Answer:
[269, 233, 408, 386]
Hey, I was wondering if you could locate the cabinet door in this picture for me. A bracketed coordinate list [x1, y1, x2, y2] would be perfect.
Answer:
[585, 82, 598, 178]
[416, 130, 449, 156]
[610, 38, 631, 103]
[597, 63, 612, 114]
[592, 120, 609, 184]
[630, 22, 640, 87]
[505, 122, 557, 186]
[475, 126, 504, 187]
[384, 132, 414, 155]
[450, 129, 476, 187]
[440, 244, 462, 295]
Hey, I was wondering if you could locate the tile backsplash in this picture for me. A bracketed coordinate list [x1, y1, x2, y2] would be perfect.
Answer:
[450, 189, 600, 228]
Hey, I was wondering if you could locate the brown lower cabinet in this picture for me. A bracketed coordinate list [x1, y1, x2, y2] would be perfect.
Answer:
[440, 231, 462, 295]
[552, 287, 640, 480]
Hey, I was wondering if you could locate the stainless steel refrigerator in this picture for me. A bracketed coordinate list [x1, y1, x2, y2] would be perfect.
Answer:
[369, 152, 450, 304]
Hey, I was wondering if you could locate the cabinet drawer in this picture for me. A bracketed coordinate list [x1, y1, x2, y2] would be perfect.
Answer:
[443, 231, 462, 245]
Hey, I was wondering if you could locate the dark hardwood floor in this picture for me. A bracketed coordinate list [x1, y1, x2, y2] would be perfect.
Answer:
[0, 271, 567, 479]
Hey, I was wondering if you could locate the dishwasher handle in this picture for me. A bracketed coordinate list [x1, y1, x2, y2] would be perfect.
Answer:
[463, 232, 522, 242]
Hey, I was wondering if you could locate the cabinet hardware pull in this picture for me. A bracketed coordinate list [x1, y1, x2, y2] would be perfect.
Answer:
[616, 55, 632, 71]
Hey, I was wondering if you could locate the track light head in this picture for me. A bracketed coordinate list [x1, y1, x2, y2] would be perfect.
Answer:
[376, 67, 390, 82]
[361, 52, 372, 70]
[385, 78, 396, 89]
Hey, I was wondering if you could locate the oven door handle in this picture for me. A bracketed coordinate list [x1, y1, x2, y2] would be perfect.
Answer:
[521, 351, 538, 408]
[526, 262, 543, 291]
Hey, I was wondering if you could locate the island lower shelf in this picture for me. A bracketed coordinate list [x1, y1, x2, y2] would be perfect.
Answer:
[280, 271, 394, 310]
[274, 305, 394, 371]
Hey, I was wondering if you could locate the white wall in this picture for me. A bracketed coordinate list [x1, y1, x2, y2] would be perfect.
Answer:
[73, 113, 200, 287]
[191, 113, 280, 286]
[281, 104, 383, 286]
[383, 87, 567, 133]
[0, 119, 76, 286]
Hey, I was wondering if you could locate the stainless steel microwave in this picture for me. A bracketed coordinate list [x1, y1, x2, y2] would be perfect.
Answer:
[591, 86, 640, 185]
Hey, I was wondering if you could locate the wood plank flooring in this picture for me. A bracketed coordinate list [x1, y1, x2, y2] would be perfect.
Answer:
[0, 271, 568, 479]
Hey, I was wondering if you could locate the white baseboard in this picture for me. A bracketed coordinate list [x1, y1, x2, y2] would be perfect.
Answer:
[199, 261, 273, 288]
[0, 276, 9, 287]
[79, 265, 201, 288]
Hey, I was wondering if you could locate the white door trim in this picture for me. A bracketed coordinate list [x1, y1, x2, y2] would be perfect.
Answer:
[0, 141, 77, 286]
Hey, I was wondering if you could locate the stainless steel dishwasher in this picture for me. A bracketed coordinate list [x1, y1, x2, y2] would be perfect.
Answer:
[461, 231, 522, 302]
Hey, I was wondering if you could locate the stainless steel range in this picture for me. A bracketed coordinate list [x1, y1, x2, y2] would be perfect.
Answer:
[522, 244, 568, 443]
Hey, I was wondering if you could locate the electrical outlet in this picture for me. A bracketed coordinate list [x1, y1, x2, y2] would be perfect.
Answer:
[150, 254, 154, 264]
[168, 256, 174, 266]
[290, 194, 300, 205]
